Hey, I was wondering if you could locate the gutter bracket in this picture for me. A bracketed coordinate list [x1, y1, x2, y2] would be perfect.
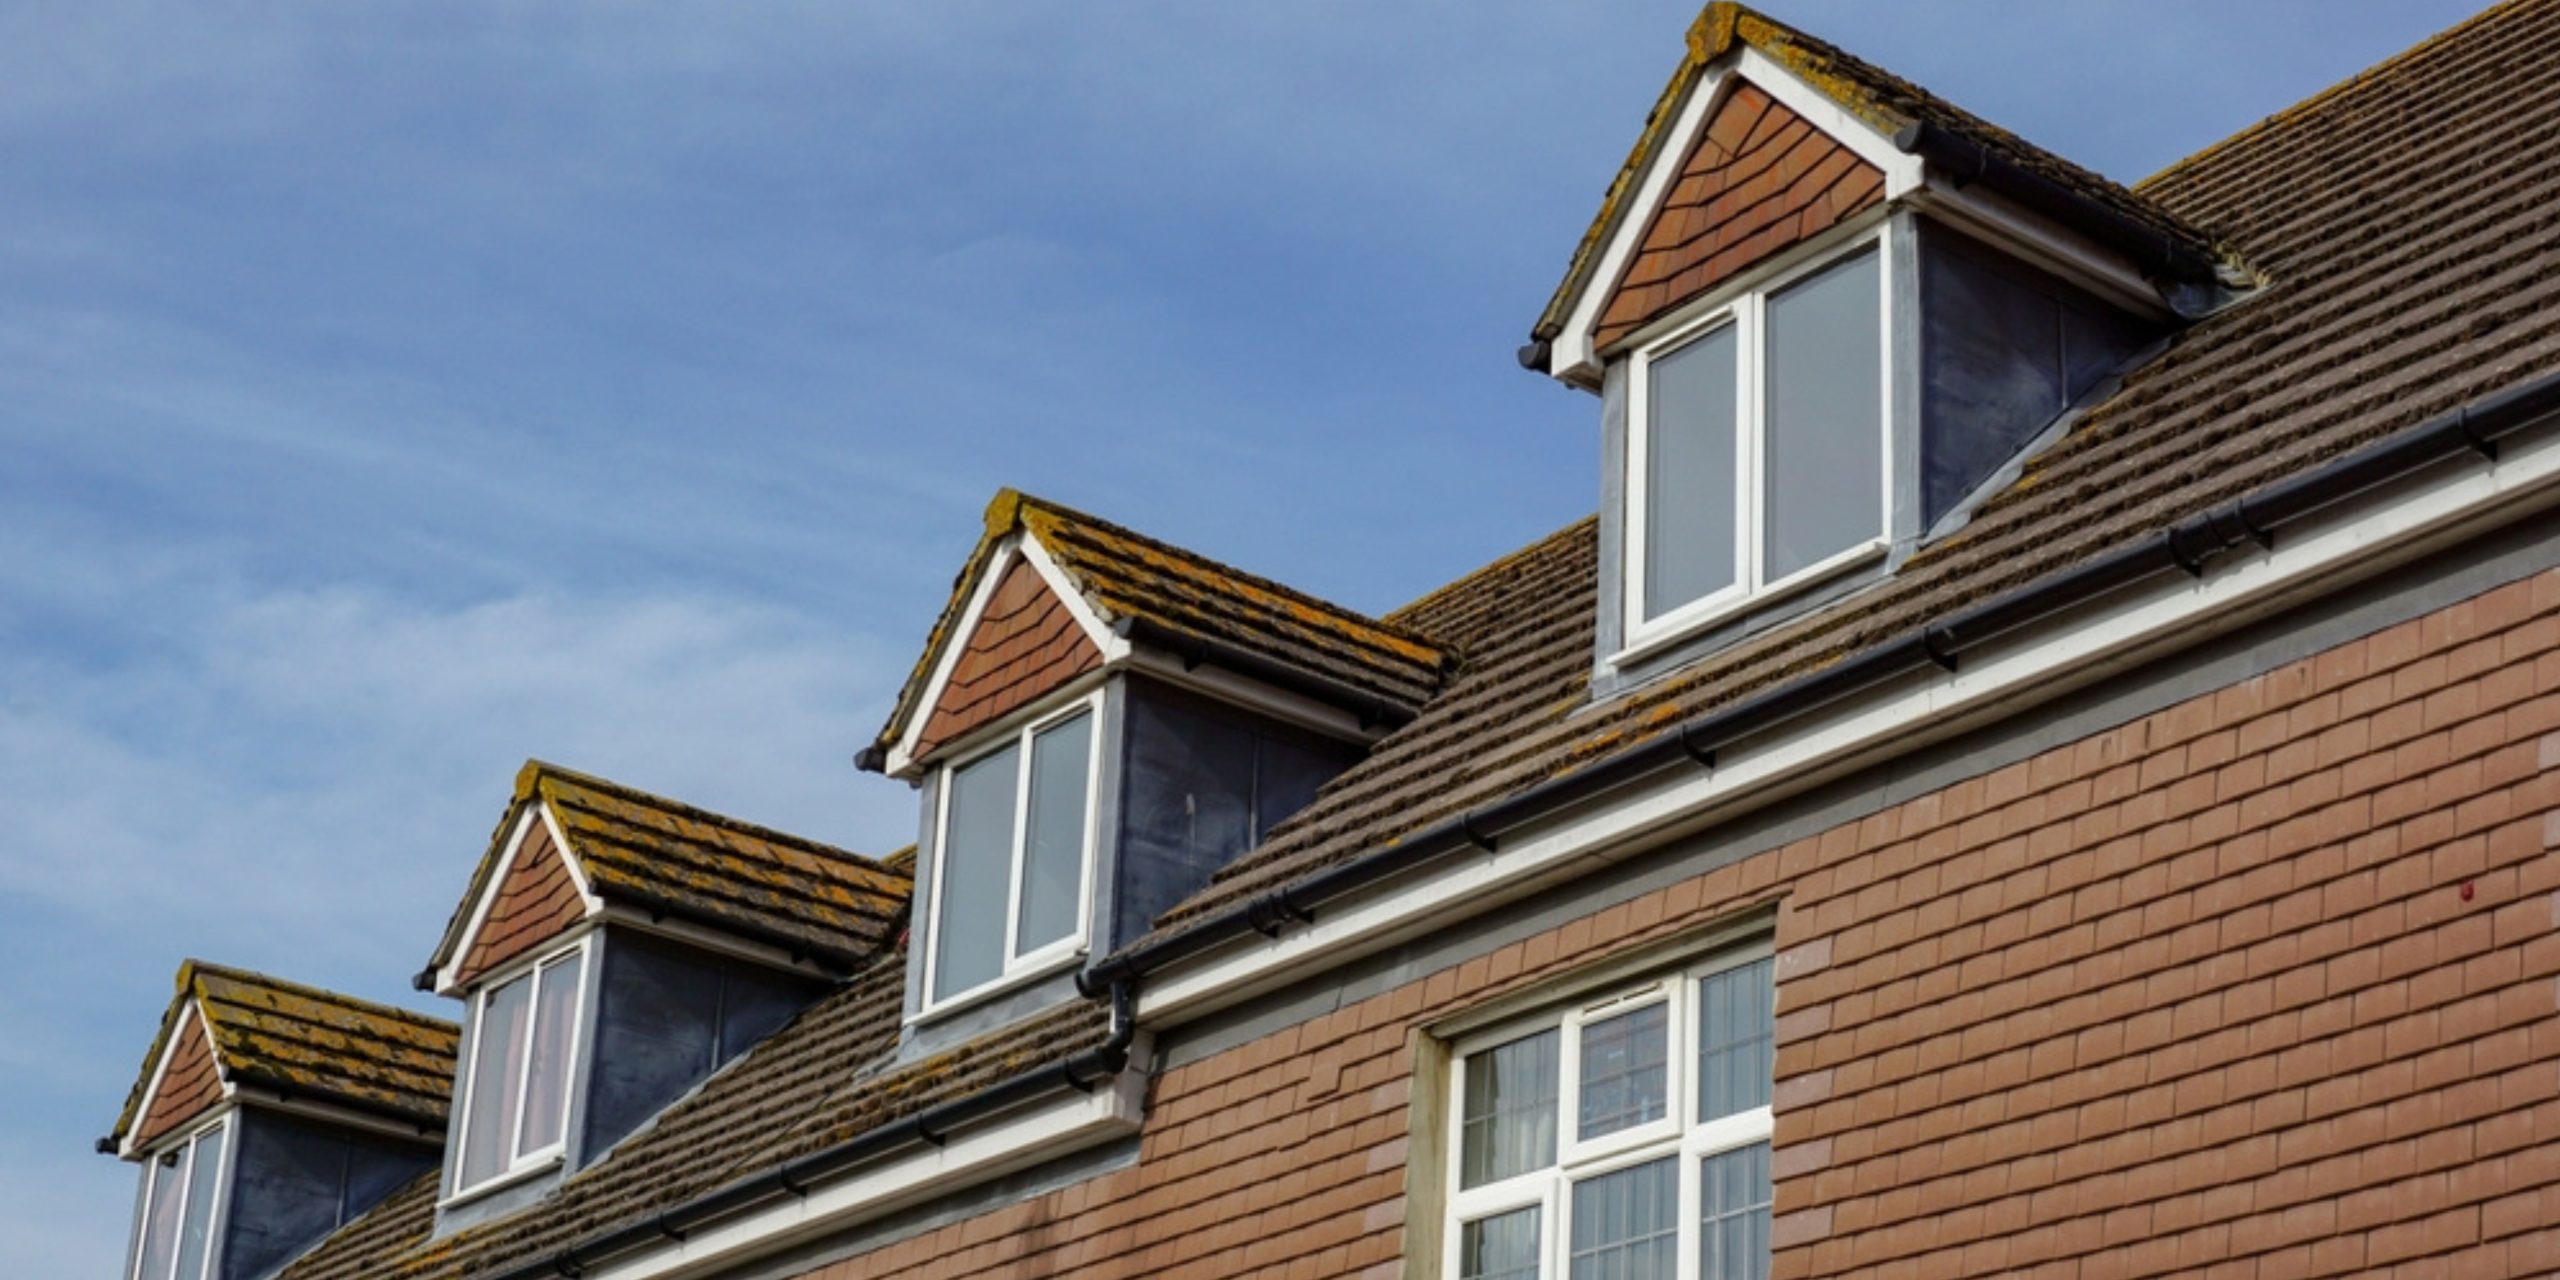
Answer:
[1460, 811, 1500, 855]
[1921, 627, 1960, 673]
[2456, 407, 2500, 461]
[1677, 724, 1718, 770]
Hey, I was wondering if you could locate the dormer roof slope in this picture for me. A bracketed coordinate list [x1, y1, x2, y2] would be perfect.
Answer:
[276, 947, 1111, 1280]
[1536, 1, 2227, 348]
[425, 762, 909, 988]
[110, 961, 459, 1153]
[1143, 0, 2560, 943]
[868, 489, 1454, 771]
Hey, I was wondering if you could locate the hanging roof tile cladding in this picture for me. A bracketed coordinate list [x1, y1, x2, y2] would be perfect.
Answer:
[1152, 0, 2560, 937]
[429, 762, 910, 977]
[874, 490, 1453, 763]
[277, 947, 1111, 1280]
[1535, 1, 2225, 343]
[112, 962, 459, 1147]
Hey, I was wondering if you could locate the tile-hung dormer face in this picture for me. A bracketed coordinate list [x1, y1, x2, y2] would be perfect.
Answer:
[105, 962, 455, 1280]
[1528, 3, 2248, 693]
[864, 490, 1453, 1041]
[418, 762, 905, 1228]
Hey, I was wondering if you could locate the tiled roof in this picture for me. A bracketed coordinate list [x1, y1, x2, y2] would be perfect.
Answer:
[427, 762, 910, 979]
[1534, 1, 2227, 344]
[277, 948, 1112, 1280]
[1153, 0, 2560, 936]
[871, 489, 1454, 764]
[111, 961, 459, 1147]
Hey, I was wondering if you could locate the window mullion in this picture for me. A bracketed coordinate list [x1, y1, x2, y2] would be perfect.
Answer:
[1742, 292, 1766, 593]
[507, 966, 543, 1164]
[1001, 727, 1034, 966]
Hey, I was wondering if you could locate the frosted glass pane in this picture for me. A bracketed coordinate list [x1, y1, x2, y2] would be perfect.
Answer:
[933, 744, 1020, 1001]
[1017, 712, 1093, 954]
[1764, 249, 1882, 581]
[1461, 1206, 1544, 1280]
[1577, 1003, 1668, 1139]
[1699, 1143, 1773, 1280]
[1460, 1029, 1558, 1188]
[518, 952, 585, 1156]
[134, 1146, 187, 1280]
[1569, 1156, 1678, 1280]
[1643, 324, 1739, 619]
[460, 973, 531, 1189]
[171, 1124, 223, 1280]
[1696, 959, 1775, 1122]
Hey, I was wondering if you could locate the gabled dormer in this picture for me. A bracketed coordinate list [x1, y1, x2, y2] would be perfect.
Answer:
[862, 491, 1447, 1034]
[1528, 4, 2249, 691]
[417, 761, 906, 1226]
[104, 962, 454, 1280]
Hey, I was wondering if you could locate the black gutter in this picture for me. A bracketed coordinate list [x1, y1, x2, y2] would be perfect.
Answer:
[1112, 614, 1429, 733]
[1084, 370, 2560, 992]
[489, 980, 1138, 1280]
[1892, 120, 2223, 288]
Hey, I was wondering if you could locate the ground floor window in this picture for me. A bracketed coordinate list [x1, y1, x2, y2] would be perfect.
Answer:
[1446, 945, 1775, 1280]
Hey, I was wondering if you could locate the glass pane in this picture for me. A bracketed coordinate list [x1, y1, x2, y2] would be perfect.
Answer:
[459, 973, 532, 1189]
[1016, 711, 1093, 955]
[1577, 1003, 1668, 1140]
[1461, 1205, 1544, 1280]
[1697, 959, 1776, 1122]
[1460, 1029, 1559, 1188]
[1569, 1156, 1678, 1280]
[133, 1148, 187, 1280]
[171, 1124, 224, 1280]
[932, 743, 1020, 1001]
[1764, 249, 1882, 581]
[1699, 1144, 1774, 1280]
[517, 951, 585, 1157]
[1643, 323, 1740, 620]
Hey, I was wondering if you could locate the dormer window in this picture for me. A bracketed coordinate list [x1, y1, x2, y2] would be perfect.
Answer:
[925, 696, 1100, 1009]
[452, 941, 587, 1197]
[131, 1119, 227, 1280]
[1627, 237, 1886, 647]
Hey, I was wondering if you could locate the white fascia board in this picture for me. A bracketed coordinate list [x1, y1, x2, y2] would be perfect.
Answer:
[1906, 175, 2175, 319]
[883, 534, 1130, 780]
[435, 806, 601, 998]
[1135, 423, 2560, 1026]
[575, 1065, 1148, 1280]
[120, 1001, 220, 1159]
[1549, 48, 1923, 383]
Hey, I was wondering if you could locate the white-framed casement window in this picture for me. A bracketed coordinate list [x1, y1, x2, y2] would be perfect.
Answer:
[130, 1116, 229, 1280]
[1445, 948, 1777, 1280]
[923, 693, 1103, 1011]
[450, 939, 588, 1198]
[1624, 231, 1892, 652]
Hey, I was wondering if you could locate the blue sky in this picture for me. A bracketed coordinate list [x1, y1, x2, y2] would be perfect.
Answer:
[0, 1, 2486, 1271]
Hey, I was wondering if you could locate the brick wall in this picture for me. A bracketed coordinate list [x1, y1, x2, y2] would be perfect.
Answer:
[1593, 79, 1885, 351]
[793, 565, 2560, 1280]
[456, 822, 587, 987]
[134, 1012, 223, 1149]
[918, 557, 1104, 761]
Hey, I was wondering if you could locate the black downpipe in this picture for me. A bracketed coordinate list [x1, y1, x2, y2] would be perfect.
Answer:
[1892, 120, 2222, 288]
[491, 981, 1138, 1280]
[1085, 370, 2560, 992]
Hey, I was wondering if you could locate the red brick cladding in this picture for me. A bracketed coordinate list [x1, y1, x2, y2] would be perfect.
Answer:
[916, 557, 1103, 760]
[134, 1014, 223, 1150]
[1593, 80, 1885, 351]
[456, 822, 587, 988]
[790, 566, 2560, 1280]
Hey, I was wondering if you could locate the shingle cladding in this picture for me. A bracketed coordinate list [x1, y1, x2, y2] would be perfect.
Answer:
[1149, 0, 2560, 938]
[112, 962, 460, 1149]
[275, 950, 1110, 1280]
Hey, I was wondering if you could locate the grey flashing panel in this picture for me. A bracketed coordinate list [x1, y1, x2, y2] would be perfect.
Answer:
[220, 1108, 436, 1280]
[1916, 219, 2160, 529]
[582, 929, 826, 1166]
[1109, 677, 1363, 952]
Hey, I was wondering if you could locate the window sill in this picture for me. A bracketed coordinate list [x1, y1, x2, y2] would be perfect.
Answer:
[909, 947, 1088, 1027]
[1612, 539, 1888, 670]
[438, 1151, 566, 1210]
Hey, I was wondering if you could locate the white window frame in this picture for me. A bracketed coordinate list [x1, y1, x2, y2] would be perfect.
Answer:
[447, 936, 590, 1202]
[1621, 226, 1896, 657]
[129, 1114, 231, 1280]
[918, 690, 1105, 1017]
[1443, 944, 1776, 1280]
